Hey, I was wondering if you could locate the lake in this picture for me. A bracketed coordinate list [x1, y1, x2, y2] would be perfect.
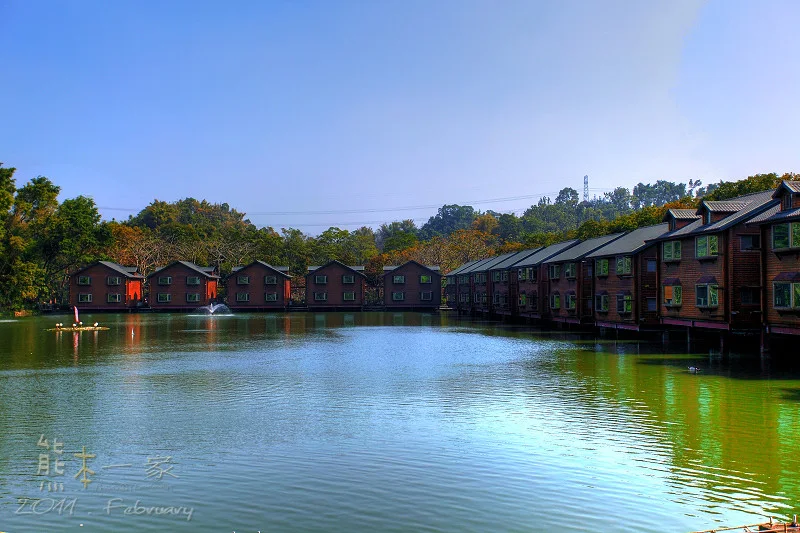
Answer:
[0, 312, 798, 532]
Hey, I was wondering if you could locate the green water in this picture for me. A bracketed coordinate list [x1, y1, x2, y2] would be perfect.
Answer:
[0, 312, 798, 532]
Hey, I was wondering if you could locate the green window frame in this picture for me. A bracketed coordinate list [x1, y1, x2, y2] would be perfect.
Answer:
[616, 294, 632, 313]
[237, 275, 250, 285]
[392, 292, 404, 301]
[501, 271, 508, 282]
[595, 294, 608, 312]
[78, 276, 91, 285]
[315, 275, 327, 284]
[343, 292, 355, 301]
[186, 293, 200, 303]
[616, 256, 632, 275]
[78, 293, 92, 303]
[550, 293, 560, 309]
[264, 275, 278, 285]
[596, 259, 609, 277]
[695, 284, 718, 307]
[518, 268, 527, 281]
[565, 293, 576, 310]
[157, 293, 171, 303]
[107, 293, 121, 303]
[528, 268, 537, 282]
[663, 241, 681, 261]
[236, 292, 250, 302]
[773, 282, 800, 308]
[771, 223, 800, 250]
[420, 291, 432, 301]
[696, 235, 719, 258]
[393, 275, 405, 284]
[342, 275, 355, 284]
[186, 276, 200, 286]
[664, 285, 682, 307]
[519, 294, 527, 306]
[158, 276, 172, 285]
[265, 293, 278, 302]
[106, 276, 121, 286]
[549, 265, 561, 280]
[314, 292, 327, 301]
[564, 263, 576, 279]
[491, 271, 500, 282]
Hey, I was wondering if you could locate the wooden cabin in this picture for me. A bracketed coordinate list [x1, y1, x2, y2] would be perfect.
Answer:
[225, 261, 291, 311]
[488, 248, 542, 317]
[383, 261, 442, 310]
[513, 240, 580, 321]
[70, 261, 145, 311]
[445, 260, 478, 308]
[305, 261, 366, 310]
[586, 224, 669, 331]
[454, 257, 494, 314]
[543, 234, 625, 325]
[147, 261, 220, 310]
[747, 181, 800, 338]
[652, 191, 776, 334]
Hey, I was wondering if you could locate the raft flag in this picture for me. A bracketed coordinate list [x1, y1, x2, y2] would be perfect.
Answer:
[74, 306, 79, 324]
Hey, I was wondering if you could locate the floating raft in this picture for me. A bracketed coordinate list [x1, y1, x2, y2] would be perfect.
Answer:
[692, 521, 800, 533]
[47, 326, 110, 332]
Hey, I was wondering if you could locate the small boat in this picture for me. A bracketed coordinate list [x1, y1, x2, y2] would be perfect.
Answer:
[48, 326, 109, 332]
[691, 516, 799, 532]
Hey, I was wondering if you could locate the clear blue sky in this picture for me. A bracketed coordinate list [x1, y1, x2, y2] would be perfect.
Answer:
[1, 0, 798, 232]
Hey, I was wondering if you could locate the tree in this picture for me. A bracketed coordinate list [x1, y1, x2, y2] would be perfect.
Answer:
[419, 205, 476, 240]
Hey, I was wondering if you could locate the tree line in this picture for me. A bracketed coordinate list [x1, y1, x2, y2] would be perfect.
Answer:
[0, 161, 796, 311]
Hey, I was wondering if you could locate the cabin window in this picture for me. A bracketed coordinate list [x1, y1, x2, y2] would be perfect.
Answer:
[265, 293, 278, 302]
[565, 293, 576, 310]
[264, 275, 277, 285]
[564, 263, 576, 279]
[528, 268, 537, 282]
[501, 271, 508, 282]
[695, 235, 719, 258]
[393, 275, 405, 284]
[157, 276, 172, 285]
[186, 276, 200, 286]
[459, 275, 469, 284]
[772, 223, 800, 250]
[343, 292, 355, 301]
[186, 293, 200, 303]
[492, 271, 500, 282]
[663, 241, 681, 261]
[616, 256, 632, 275]
[595, 294, 609, 312]
[646, 298, 657, 312]
[478, 273, 487, 283]
[646, 259, 657, 272]
[78, 276, 91, 285]
[236, 292, 250, 302]
[107, 293, 121, 303]
[595, 259, 609, 277]
[695, 284, 719, 307]
[481, 293, 487, 304]
[548, 265, 561, 280]
[705, 211, 712, 225]
[740, 287, 760, 305]
[157, 293, 171, 303]
[314, 292, 327, 301]
[740, 235, 760, 250]
[664, 285, 682, 307]
[519, 294, 527, 306]
[517, 268, 527, 281]
[420, 275, 432, 284]
[459, 293, 468, 303]
[420, 291, 432, 301]
[78, 293, 92, 303]
[773, 282, 800, 309]
[784, 194, 792, 211]
[315, 275, 327, 284]
[493, 293, 500, 304]
[107, 276, 121, 286]
[342, 275, 355, 284]
[616, 294, 632, 314]
[550, 293, 560, 310]
[237, 276, 250, 285]
[392, 292, 405, 301]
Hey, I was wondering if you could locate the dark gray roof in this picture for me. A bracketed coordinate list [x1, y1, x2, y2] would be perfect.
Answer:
[382, 261, 440, 274]
[230, 261, 291, 278]
[149, 261, 219, 279]
[747, 204, 800, 225]
[586, 224, 669, 258]
[97, 261, 145, 279]
[447, 259, 480, 276]
[510, 240, 581, 267]
[775, 181, 800, 196]
[307, 261, 366, 276]
[653, 190, 777, 240]
[665, 208, 700, 220]
[546, 233, 625, 263]
[488, 248, 543, 270]
[458, 256, 499, 274]
[471, 252, 520, 273]
[704, 200, 748, 212]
